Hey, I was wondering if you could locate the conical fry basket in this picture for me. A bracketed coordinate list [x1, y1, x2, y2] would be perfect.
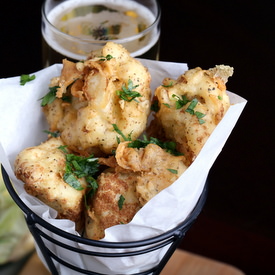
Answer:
[1, 165, 207, 275]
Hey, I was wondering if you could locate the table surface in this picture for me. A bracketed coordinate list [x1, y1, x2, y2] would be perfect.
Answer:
[19, 249, 245, 275]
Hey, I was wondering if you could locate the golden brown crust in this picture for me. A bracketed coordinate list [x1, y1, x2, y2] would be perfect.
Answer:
[43, 42, 151, 155]
[85, 141, 187, 240]
[115, 142, 187, 206]
[85, 170, 141, 240]
[154, 66, 232, 164]
[15, 42, 233, 239]
[14, 137, 87, 232]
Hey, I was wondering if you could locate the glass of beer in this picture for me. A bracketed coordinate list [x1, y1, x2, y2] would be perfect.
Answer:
[42, 0, 161, 67]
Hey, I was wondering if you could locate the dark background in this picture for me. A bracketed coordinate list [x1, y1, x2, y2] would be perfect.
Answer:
[0, 1, 274, 275]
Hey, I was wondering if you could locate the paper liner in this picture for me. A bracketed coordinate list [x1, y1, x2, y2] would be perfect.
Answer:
[0, 59, 247, 274]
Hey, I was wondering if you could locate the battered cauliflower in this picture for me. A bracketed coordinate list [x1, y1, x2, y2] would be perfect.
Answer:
[43, 42, 151, 156]
[85, 141, 187, 239]
[14, 44, 234, 240]
[115, 142, 187, 206]
[14, 137, 87, 231]
[154, 65, 233, 164]
[85, 169, 141, 240]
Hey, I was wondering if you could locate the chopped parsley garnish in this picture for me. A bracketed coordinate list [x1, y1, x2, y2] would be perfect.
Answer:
[112, 124, 183, 156]
[40, 86, 71, 106]
[112, 124, 132, 143]
[172, 94, 190, 109]
[20, 74, 35, 85]
[162, 81, 174, 88]
[98, 54, 114, 61]
[40, 86, 59, 106]
[129, 136, 183, 156]
[58, 145, 99, 192]
[116, 79, 141, 102]
[163, 103, 171, 108]
[218, 95, 223, 100]
[118, 195, 125, 210]
[195, 112, 206, 124]
[169, 94, 206, 124]
[186, 98, 206, 124]
[185, 98, 198, 114]
[43, 130, 60, 138]
[167, 169, 178, 174]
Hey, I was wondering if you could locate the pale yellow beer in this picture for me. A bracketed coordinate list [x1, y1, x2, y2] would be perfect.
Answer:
[42, 0, 161, 66]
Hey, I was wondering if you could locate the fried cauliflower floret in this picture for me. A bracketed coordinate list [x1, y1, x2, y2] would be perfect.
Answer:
[85, 169, 141, 240]
[115, 142, 187, 206]
[85, 141, 187, 240]
[14, 137, 87, 232]
[43, 42, 151, 155]
[154, 65, 233, 164]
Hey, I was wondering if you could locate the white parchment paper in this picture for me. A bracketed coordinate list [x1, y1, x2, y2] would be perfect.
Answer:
[0, 59, 247, 274]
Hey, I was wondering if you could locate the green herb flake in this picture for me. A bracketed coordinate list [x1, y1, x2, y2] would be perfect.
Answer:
[63, 173, 84, 190]
[43, 130, 60, 138]
[58, 145, 68, 154]
[198, 119, 206, 124]
[185, 98, 206, 124]
[162, 81, 174, 88]
[113, 124, 132, 141]
[172, 94, 190, 109]
[84, 177, 99, 209]
[163, 103, 171, 108]
[128, 135, 183, 156]
[218, 95, 223, 100]
[118, 195, 125, 210]
[40, 86, 59, 106]
[116, 79, 141, 102]
[59, 147, 99, 192]
[85, 177, 98, 199]
[186, 98, 199, 115]
[98, 54, 114, 61]
[195, 111, 206, 124]
[167, 169, 178, 174]
[113, 125, 183, 156]
[20, 74, 36, 86]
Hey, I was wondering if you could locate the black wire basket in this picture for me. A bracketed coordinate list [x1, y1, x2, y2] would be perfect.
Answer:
[1, 164, 208, 275]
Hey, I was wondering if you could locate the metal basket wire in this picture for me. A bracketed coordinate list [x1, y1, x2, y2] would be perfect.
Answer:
[1, 164, 208, 275]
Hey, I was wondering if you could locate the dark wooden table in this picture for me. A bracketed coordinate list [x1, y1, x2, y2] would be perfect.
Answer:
[1, 1, 274, 275]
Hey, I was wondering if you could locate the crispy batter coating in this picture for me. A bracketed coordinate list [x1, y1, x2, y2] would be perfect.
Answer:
[43, 42, 151, 155]
[85, 169, 141, 240]
[14, 43, 235, 240]
[14, 137, 87, 232]
[115, 142, 187, 206]
[154, 65, 233, 164]
[85, 142, 187, 239]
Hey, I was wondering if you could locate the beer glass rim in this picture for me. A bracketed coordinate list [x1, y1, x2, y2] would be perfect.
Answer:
[42, 0, 161, 45]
